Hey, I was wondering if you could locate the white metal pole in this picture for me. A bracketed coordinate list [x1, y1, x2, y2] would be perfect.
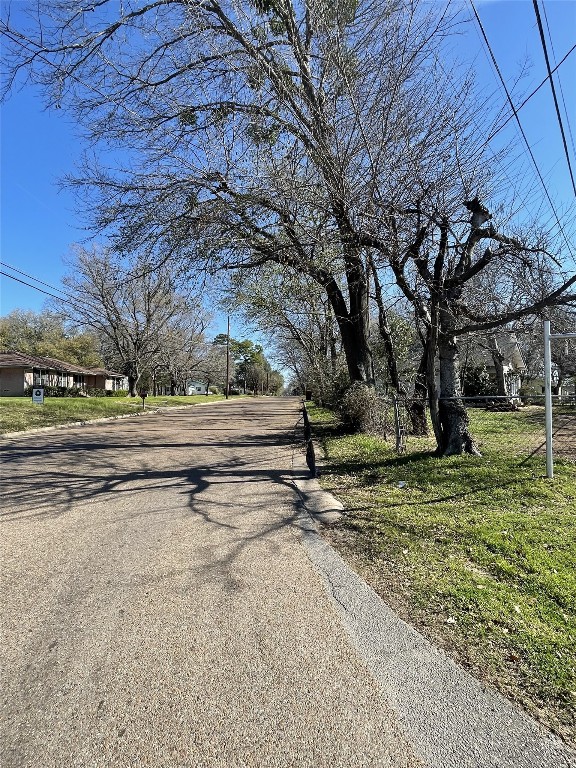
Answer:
[225, 315, 230, 399]
[544, 319, 553, 479]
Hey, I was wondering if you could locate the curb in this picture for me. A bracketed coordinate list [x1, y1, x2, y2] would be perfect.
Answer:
[291, 445, 345, 525]
[290, 411, 574, 768]
[1, 408, 161, 439]
[293, 401, 345, 525]
[300, 524, 574, 768]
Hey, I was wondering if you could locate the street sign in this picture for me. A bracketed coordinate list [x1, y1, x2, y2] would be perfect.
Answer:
[32, 388, 44, 405]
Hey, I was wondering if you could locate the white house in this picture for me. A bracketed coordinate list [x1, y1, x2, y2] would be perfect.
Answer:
[185, 380, 208, 395]
[460, 334, 526, 396]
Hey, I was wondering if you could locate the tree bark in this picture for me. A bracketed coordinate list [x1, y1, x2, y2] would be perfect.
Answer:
[437, 332, 481, 456]
[489, 338, 507, 396]
[321, 264, 374, 387]
[408, 349, 429, 436]
[127, 375, 137, 397]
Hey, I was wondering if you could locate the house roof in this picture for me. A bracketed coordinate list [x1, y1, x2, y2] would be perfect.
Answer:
[87, 367, 125, 378]
[0, 351, 124, 378]
[463, 334, 526, 372]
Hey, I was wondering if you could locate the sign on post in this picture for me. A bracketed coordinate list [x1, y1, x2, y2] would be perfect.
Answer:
[32, 387, 44, 405]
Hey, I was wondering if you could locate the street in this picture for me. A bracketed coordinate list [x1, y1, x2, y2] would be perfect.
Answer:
[0, 397, 420, 768]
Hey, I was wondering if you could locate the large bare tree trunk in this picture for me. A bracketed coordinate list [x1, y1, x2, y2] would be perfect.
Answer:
[437, 333, 481, 456]
[322, 259, 374, 387]
[338, 317, 373, 384]
[409, 348, 429, 436]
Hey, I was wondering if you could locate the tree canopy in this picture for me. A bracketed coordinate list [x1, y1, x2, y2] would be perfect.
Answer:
[0, 309, 102, 367]
[3, 0, 575, 451]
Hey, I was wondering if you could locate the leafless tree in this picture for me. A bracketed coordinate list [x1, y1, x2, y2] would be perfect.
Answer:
[62, 246, 208, 396]
[516, 305, 576, 396]
[192, 343, 229, 394]
[225, 265, 344, 403]
[3, 1, 575, 452]
[0, 1, 480, 388]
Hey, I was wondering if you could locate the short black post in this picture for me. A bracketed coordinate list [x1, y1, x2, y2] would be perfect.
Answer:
[302, 403, 316, 477]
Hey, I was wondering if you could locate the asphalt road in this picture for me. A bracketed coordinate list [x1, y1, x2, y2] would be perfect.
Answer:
[1, 397, 421, 768]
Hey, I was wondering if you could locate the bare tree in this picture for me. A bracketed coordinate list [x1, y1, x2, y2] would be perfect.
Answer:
[62, 246, 208, 396]
[367, 198, 576, 453]
[3, 1, 575, 452]
[516, 306, 576, 396]
[0, 0, 481, 390]
[153, 320, 211, 395]
[193, 343, 229, 394]
[225, 265, 344, 403]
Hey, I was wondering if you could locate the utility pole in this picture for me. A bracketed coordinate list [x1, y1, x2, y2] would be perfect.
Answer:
[225, 315, 230, 399]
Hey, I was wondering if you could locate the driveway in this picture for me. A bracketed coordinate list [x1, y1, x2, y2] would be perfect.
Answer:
[1, 397, 420, 768]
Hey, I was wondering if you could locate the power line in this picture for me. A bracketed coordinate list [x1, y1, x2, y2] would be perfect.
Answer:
[0, 261, 68, 297]
[0, 270, 68, 303]
[484, 42, 576, 145]
[468, 0, 575, 260]
[541, 1, 576, 166]
[0, 268, 99, 325]
[532, 0, 576, 196]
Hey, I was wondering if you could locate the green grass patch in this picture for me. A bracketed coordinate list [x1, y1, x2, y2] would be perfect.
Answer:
[0, 394, 230, 434]
[309, 403, 576, 744]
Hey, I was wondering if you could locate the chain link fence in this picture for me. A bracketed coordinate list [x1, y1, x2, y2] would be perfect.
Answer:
[375, 394, 575, 467]
[549, 398, 576, 461]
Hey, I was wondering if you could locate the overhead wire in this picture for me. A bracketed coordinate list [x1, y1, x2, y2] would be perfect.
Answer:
[541, 1, 576, 162]
[0, 261, 69, 297]
[484, 42, 576, 145]
[532, 0, 576, 197]
[468, 0, 575, 260]
[0, 270, 66, 303]
[0, 264, 100, 325]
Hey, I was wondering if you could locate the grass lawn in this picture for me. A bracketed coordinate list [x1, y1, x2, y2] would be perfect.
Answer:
[307, 403, 576, 745]
[0, 394, 230, 434]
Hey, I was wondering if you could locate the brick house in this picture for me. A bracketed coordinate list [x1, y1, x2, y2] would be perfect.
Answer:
[0, 351, 127, 396]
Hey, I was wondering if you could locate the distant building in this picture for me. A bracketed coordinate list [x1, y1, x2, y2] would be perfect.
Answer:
[185, 380, 208, 395]
[460, 333, 526, 397]
[0, 351, 127, 396]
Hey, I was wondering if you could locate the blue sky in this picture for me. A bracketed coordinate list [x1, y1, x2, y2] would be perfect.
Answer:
[1, 0, 575, 319]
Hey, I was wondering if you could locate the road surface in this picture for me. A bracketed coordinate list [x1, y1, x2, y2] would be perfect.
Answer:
[1, 397, 420, 768]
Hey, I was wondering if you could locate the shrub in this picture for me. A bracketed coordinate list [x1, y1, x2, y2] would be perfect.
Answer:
[24, 384, 84, 398]
[461, 364, 497, 397]
[319, 369, 352, 409]
[86, 387, 106, 397]
[105, 389, 129, 397]
[339, 382, 384, 433]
